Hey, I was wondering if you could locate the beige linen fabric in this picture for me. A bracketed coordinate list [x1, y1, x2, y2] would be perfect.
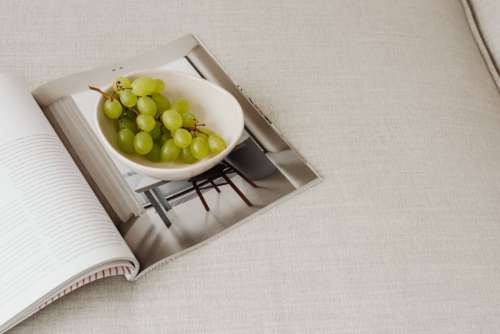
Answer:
[2, 0, 500, 333]
[464, 0, 500, 89]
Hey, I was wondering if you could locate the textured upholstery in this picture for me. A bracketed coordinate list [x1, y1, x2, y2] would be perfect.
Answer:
[464, 0, 500, 88]
[2, 1, 500, 333]
[470, 0, 500, 58]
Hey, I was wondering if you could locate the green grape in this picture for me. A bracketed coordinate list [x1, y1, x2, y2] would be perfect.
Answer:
[134, 132, 154, 155]
[160, 132, 171, 145]
[150, 122, 162, 140]
[151, 93, 170, 112]
[173, 128, 193, 148]
[117, 128, 135, 154]
[179, 147, 197, 164]
[113, 76, 132, 92]
[103, 99, 123, 119]
[146, 143, 162, 162]
[208, 134, 227, 154]
[154, 79, 165, 93]
[118, 117, 137, 133]
[161, 109, 182, 131]
[198, 127, 214, 137]
[194, 128, 208, 140]
[190, 136, 209, 159]
[131, 77, 156, 96]
[137, 96, 157, 116]
[136, 114, 156, 132]
[181, 112, 196, 129]
[173, 98, 189, 113]
[161, 139, 181, 161]
[119, 89, 137, 108]
[195, 131, 208, 140]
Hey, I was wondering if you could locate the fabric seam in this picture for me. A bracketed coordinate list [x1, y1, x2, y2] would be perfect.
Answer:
[461, 0, 500, 93]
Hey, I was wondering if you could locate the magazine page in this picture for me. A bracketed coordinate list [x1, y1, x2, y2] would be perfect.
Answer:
[0, 74, 139, 333]
[33, 35, 320, 276]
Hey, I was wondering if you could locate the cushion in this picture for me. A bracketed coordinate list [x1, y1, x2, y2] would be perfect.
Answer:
[5, 0, 500, 333]
[463, 0, 500, 89]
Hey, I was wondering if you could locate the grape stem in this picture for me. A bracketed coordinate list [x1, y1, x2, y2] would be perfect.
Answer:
[88, 86, 113, 100]
[190, 123, 208, 137]
[193, 121, 206, 131]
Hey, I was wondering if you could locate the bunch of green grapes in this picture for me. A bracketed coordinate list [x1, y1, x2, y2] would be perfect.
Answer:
[90, 76, 227, 164]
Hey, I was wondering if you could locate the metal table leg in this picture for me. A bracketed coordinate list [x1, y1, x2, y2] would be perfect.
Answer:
[152, 187, 172, 211]
[144, 189, 172, 228]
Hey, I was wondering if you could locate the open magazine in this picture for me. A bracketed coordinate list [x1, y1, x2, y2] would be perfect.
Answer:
[0, 34, 320, 333]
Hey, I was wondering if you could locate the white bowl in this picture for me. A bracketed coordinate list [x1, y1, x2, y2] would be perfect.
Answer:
[95, 70, 244, 181]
